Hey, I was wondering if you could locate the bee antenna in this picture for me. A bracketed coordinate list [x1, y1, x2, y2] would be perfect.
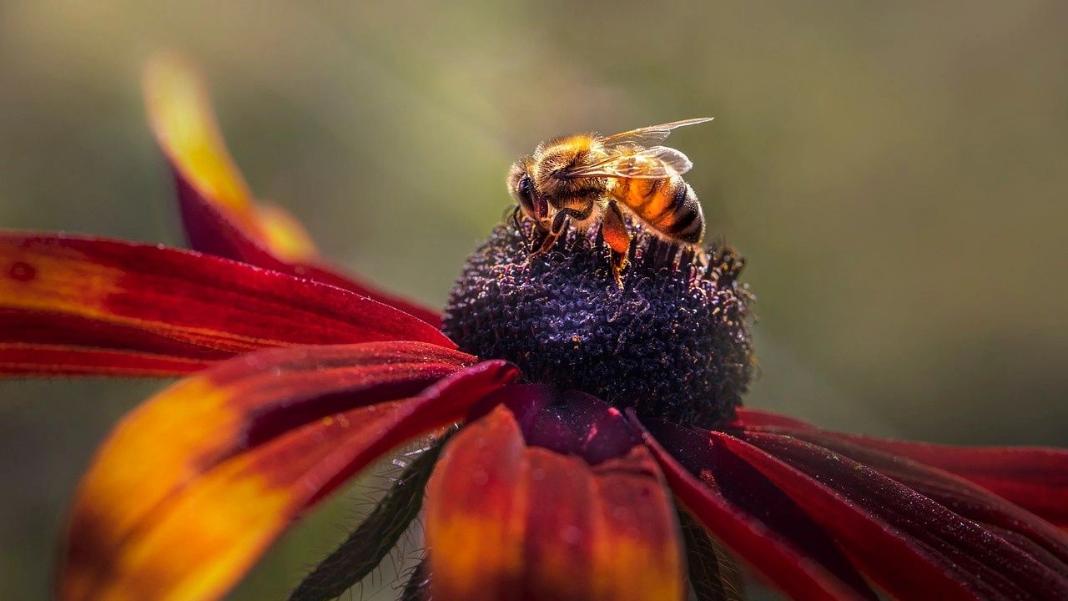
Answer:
[509, 206, 531, 245]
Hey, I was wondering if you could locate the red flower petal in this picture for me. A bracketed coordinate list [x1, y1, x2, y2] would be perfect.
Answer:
[426, 403, 685, 601]
[634, 417, 875, 601]
[0, 343, 209, 376]
[831, 436, 1068, 531]
[732, 430, 1068, 600]
[765, 426, 1068, 570]
[0, 234, 451, 375]
[736, 408, 1068, 530]
[731, 408, 816, 430]
[59, 344, 517, 601]
[143, 54, 440, 325]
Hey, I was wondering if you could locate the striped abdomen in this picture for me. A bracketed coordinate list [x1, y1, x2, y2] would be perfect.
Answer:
[611, 176, 705, 243]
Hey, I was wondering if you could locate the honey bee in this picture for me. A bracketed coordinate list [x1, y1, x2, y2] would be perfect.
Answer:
[507, 118, 712, 286]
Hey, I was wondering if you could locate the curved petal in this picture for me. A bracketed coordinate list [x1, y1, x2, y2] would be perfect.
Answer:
[426, 402, 684, 601]
[731, 430, 1068, 600]
[766, 426, 1068, 569]
[60, 345, 517, 601]
[831, 437, 1068, 530]
[633, 416, 874, 601]
[0, 234, 451, 376]
[731, 408, 816, 430]
[0, 344, 209, 376]
[143, 53, 440, 325]
[735, 408, 1068, 530]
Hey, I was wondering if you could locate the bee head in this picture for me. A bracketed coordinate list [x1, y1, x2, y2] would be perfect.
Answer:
[507, 158, 548, 224]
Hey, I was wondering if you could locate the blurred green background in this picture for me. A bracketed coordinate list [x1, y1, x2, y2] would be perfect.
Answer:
[1, 1, 1066, 599]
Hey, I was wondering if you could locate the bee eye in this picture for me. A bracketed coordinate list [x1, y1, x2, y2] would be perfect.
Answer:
[512, 170, 546, 221]
[514, 174, 535, 210]
[518, 174, 533, 197]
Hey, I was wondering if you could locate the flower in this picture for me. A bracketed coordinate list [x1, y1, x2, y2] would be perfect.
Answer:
[2, 55, 1067, 601]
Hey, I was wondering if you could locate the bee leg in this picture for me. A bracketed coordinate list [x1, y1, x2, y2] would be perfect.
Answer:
[530, 231, 556, 257]
[533, 211, 570, 255]
[530, 201, 594, 259]
[603, 201, 631, 288]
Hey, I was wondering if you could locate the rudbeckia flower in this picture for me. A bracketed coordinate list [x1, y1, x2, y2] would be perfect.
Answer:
[3, 55, 1067, 601]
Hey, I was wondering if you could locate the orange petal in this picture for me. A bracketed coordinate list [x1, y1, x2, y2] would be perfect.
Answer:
[0, 234, 452, 376]
[425, 405, 685, 601]
[252, 203, 318, 262]
[143, 53, 274, 254]
[143, 53, 440, 325]
[60, 346, 517, 601]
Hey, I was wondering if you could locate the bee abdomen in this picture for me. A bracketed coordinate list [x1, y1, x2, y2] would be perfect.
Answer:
[614, 176, 705, 244]
[661, 182, 704, 243]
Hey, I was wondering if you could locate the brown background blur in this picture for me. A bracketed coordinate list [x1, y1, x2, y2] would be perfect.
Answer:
[1, 1, 1066, 599]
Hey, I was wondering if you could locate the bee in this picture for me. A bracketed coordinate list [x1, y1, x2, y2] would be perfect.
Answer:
[507, 118, 712, 286]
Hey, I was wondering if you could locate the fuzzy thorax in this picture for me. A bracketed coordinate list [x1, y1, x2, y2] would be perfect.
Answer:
[442, 219, 754, 428]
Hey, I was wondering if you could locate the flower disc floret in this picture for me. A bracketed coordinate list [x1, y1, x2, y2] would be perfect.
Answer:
[443, 221, 754, 427]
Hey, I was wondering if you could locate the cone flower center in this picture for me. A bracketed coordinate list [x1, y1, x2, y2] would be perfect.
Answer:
[443, 220, 755, 427]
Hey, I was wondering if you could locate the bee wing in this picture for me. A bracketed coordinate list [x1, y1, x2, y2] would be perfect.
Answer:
[600, 117, 714, 148]
[562, 146, 694, 180]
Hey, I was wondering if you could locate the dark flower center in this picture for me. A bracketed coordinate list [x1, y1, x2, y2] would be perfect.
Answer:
[442, 219, 754, 428]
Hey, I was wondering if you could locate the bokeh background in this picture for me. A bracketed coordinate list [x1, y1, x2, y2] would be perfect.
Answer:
[2, 1, 1066, 598]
